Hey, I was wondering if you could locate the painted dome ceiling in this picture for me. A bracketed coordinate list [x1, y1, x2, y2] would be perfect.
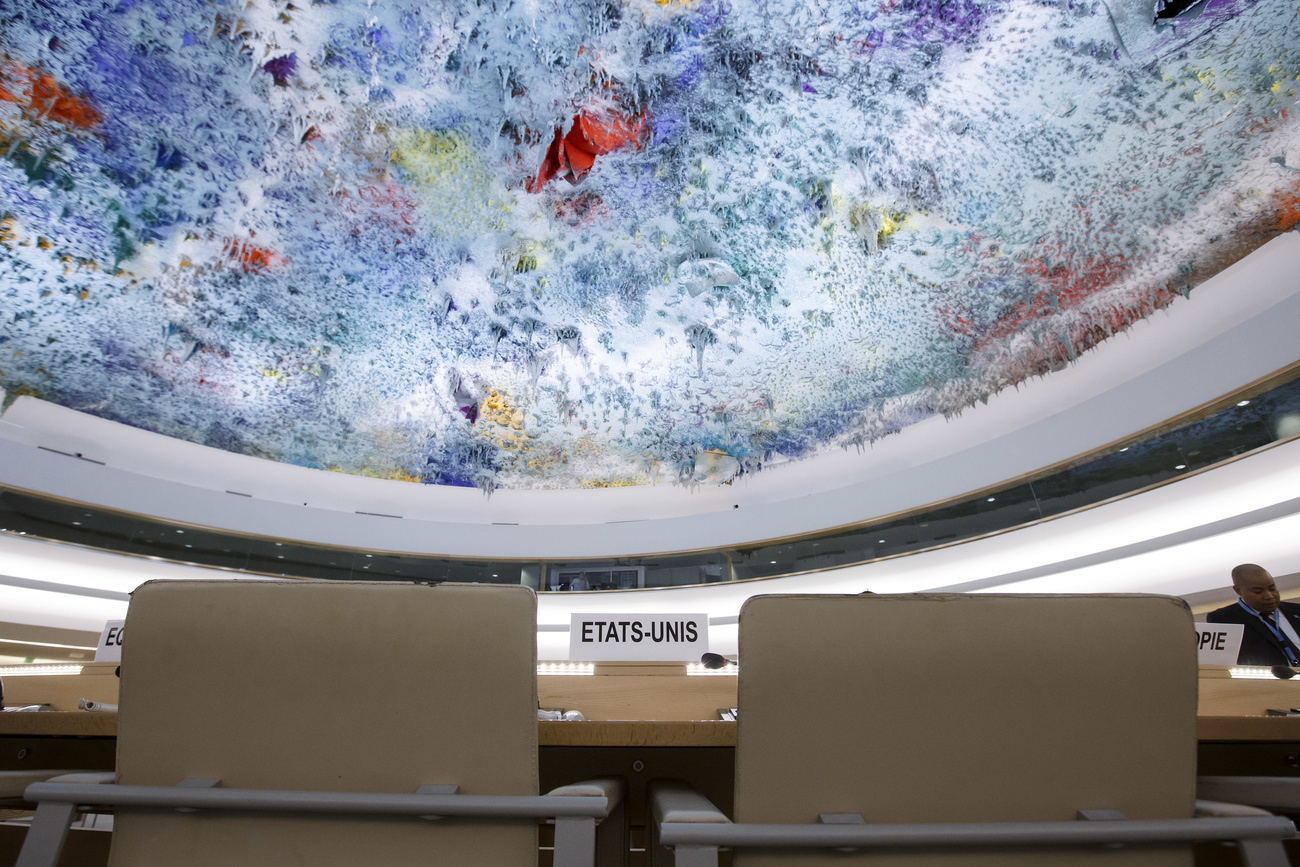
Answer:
[0, 0, 1296, 491]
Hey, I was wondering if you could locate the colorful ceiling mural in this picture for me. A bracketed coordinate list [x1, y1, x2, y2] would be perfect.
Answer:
[0, 0, 1297, 492]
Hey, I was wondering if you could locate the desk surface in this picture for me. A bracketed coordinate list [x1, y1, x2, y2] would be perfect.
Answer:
[0, 713, 117, 738]
[0, 714, 736, 746]
[4, 714, 1300, 745]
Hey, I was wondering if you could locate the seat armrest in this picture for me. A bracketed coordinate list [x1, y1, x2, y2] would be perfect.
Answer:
[1195, 800, 1277, 818]
[547, 777, 625, 811]
[1198, 776, 1300, 811]
[548, 779, 628, 867]
[44, 773, 115, 785]
[649, 782, 728, 867]
[650, 780, 730, 825]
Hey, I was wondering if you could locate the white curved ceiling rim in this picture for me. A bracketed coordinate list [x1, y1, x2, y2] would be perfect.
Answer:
[1, 234, 1298, 558]
[2, 434, 1298, 656]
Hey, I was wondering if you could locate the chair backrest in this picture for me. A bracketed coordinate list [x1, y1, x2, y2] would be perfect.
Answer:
[110, 579, 539, 867]
[734, 593, 1197, 866]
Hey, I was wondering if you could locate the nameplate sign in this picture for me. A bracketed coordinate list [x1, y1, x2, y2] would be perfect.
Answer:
[95, 620, 126, 663]
[569, 613, 708, 661]
[1196, 622, 1243, 665]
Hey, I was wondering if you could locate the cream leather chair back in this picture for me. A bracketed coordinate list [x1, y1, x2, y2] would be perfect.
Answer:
[110, 580, 539, 867]
[734, 593, 1197, 867]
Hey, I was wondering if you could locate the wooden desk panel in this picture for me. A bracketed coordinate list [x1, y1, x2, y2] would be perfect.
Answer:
[1, 712, 1294, 867]
[538, 671, 736, 722]
[0, 714, 116, 774]
[1198, 716, 1300, 742]
[540, 720, 734, 747]
[0, 715, 742, 746]
[6, 714, 1300, 746]
[0, 714, 116, 739]
[1197, 716, 1300, 780]
[1198, 674, 1300, 717]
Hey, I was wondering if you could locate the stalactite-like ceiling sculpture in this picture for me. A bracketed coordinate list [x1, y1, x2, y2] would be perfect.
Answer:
[0, 0, 1296, 491]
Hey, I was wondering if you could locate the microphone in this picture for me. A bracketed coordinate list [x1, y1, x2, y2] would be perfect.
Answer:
[701, 652, 736, 669]
[78, 698, 118, 713]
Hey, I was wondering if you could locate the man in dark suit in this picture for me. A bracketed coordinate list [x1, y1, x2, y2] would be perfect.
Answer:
[1206, 564, 1300, 667]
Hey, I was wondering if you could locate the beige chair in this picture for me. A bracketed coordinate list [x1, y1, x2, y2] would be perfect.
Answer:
[650, 593, 1294, 866]
[16, 579, 622, 867]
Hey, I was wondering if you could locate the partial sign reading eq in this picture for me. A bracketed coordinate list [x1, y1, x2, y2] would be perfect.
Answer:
[95, 619, 126, 663]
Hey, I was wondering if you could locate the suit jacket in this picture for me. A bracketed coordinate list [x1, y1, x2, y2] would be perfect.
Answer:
[1206, 600, 1300, 666]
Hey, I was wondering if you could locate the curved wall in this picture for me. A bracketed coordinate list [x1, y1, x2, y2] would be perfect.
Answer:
[2, 432, 1298, 657]
[2, 234, 1299, 559]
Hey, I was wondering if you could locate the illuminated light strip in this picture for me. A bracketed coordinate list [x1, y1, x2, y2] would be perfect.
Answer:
[0, 663, 85, 676]
[1229, 666, 1284, 679]
[0, 637, 96, 652]
[686, 663, 738, 676]
[537, 662, 594, 676]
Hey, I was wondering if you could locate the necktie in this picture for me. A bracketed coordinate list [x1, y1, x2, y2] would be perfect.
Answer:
[1263, 613, 1300, 666]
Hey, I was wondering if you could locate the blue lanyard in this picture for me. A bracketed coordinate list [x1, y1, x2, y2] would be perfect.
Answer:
[1240, 601, 1300, 663]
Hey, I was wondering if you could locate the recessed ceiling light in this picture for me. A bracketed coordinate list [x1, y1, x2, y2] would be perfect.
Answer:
[176, 529, 184, 534]
[770, 560, 777, 564]
[878, 539, 886, 544]
[1237, 400, 1250, 407]
[1175, 464, 1186, 470]
[72, 521, 81, 526]
[1119, 447, 1129, 452]
[987, 497, 996, 502]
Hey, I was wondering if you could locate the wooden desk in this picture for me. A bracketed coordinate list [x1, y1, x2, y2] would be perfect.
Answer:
[6, 714, 1300, 747]
[5, 665, 1299, 867]
[6, 669, 1300, 835]
[3, 713, 1297, 867]
[0, 714, 739, 867]
[7, 713, 1300, 806]
[544, 717, 1300, 747]
[1197, 716, 1300, 781]
[3, 662, 1279, 736]
[541, 720, 734, 747]
[1198, 716, 1300, 742]
[0, 714, 116, 739]
[0, 715, 736, 745]
[0, 714, 116, 778]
